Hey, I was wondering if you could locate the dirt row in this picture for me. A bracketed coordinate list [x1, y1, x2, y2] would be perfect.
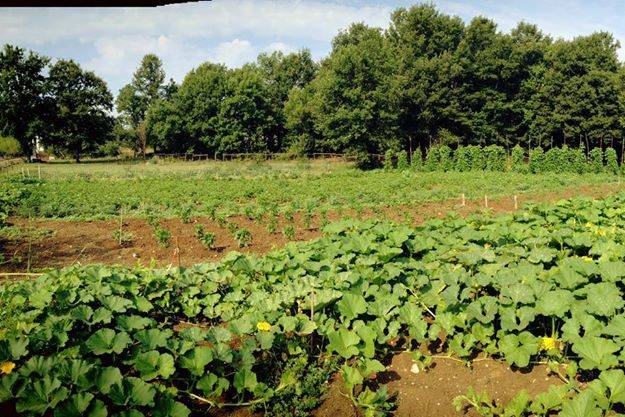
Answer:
[2, 182, 625, 273]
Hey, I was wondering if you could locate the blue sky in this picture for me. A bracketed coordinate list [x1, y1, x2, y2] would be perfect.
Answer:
[2, 0, 624, 95]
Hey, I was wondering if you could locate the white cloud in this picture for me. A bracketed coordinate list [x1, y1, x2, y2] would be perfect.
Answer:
[212, 39, 256, 67]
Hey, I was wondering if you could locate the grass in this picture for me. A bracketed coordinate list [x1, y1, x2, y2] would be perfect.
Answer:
[1, 159, 621, 220]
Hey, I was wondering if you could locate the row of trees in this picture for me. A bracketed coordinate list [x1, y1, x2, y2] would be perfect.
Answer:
[2, 4, 625, 161]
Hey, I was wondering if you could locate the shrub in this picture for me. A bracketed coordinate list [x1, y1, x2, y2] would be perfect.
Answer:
[467, 145, 484, 171]
[528, 146, 545, 173]
[572, 145, 587, 174]
[351, 151, 376, 170]
[484, 145, 506, 171]
[589, 147, 604, 173]
[438, 145, 453, 171]
[605, 148, 619, 175]
[383, 149, 395, 171]
[510, 145, 525, 172]
[424, 146, 439, 172]
[454, 146, 470, 172]
[543, 148, 560, 172]
[411, 149, 423, 171]
[396, 150, 409, 170]
[98, 140, 122, 158]
[0, 136, 21, 157]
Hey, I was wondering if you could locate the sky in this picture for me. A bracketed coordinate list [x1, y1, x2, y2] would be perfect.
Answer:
[2, 0, 625, 95]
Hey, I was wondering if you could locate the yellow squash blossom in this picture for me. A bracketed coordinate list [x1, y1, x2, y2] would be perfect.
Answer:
[256, 321, 271, 332]
[538, 337, 558, 351]
[0, 362, 15, 375]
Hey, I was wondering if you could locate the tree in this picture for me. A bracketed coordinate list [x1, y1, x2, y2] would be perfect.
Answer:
[0, 44, 49, 160]
[387, 4, 464, 153]
[175, 62, 229, 154]
[46, 60, 113, 162]
[116, 54, 166, 155]
[257, 49, 317, 151]
[300, 23, 399, 154]
[215, 65, 276, 153]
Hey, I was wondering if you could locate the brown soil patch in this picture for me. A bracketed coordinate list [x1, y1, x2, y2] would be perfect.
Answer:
[212, 353, 561, 417]
[2, 182, 624, 273]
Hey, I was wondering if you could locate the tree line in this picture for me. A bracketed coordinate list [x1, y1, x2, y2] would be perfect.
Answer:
[1, 4, 625, 162]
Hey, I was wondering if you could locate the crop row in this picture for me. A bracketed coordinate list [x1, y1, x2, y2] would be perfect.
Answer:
[4, 194, 625, 415]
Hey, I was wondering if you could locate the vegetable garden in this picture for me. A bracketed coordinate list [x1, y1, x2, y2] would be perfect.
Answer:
[4, 192, 625, 416]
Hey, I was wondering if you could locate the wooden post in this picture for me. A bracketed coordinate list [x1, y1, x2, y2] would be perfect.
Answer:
[461, 193, 466, 206]
[484, 195, 488, 208]
[38, 164, 41, 179]
[514, 195, 518, 210]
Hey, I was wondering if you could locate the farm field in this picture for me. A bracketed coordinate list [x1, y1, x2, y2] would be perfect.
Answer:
[1, 159, 624, 271]
[3, 191, 625, 417]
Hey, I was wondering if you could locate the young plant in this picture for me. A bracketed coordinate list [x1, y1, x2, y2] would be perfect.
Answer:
[194, 224, 215, 249]
[283, 225, 295, 240]
[234, 228, 252, 247]
[153, 227, 171, 248]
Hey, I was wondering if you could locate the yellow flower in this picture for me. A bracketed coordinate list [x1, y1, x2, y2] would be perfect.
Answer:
[538, 337, 558, 351]
[484, 243, 492, 249]
[0, 362, 15, 375]
[256, 321, 271, 332]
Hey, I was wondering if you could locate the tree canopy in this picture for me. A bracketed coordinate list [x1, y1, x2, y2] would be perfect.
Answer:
[2, 4, 625, 161]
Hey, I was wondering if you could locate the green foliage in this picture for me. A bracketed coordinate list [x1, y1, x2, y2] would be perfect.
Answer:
[46, 60, 113, 162]
[424, 146, 439, 171]
[437, 145, 453, 171]
[483, 145, 506, 172]
[234, 228, 252, 248]
[529, 146, 545, 173]
[383, 149, 395, 170]
[396, 150, 409, 170]
[467, 145, 484, 171]
[454, 146, 471, 172]
[0, 136, 22, 157]
[194, 225, 215, 249]
[5, 193, 625, 416]
[510, 145, 525, 172]
[410, 149, 423, 171]
[589, 147, 604, 173]
[605, 148, 618, 174]
[573, 145, 588, 174]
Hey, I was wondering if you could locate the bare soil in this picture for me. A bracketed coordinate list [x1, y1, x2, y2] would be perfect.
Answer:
[210, 353, 561, 417]
[2, 182, 624, 273]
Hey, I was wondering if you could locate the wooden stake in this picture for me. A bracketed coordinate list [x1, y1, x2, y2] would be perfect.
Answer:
[484, 195, 488, 208]
[461, 193, 466, 206]
[514, 195, 518, 210]
[38, 164, 41, 179]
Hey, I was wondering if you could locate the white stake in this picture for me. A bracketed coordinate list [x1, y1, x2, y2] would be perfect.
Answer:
[514, 195, 518, 210]
[484, 195, 488, 208]
[461, 193, 466, 206]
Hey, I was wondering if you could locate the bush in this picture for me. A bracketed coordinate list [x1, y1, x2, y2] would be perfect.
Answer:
[438, 145, 453, 171]
[383, 149, 395, 171]
[528, 146, 545, 173]
[411, 149, 423, 171]
[454, 146, 470, 172]
[396, 150, 409, 170]
[483, 145, 506, 171]
[543, 148, 560, 173]
[424, 146, 439, 172]
[589, 147, 604, 173]
[0, 136, 22, 157]
[350, 151, 376, 170]
[605, 148, 619, 175]
[98, 140, 122, 158]
[572, 145, 587, 174]
[510, 145, 525, 172]
[467, 145, 484, 171]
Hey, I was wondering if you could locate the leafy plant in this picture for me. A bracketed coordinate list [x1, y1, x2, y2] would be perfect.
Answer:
[194, 224, 215, 249]
[234, 228, 252, 247]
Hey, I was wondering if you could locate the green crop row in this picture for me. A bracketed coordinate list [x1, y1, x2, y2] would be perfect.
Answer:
[386, 145, 624, 175]
[4, 193, 625, 415]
